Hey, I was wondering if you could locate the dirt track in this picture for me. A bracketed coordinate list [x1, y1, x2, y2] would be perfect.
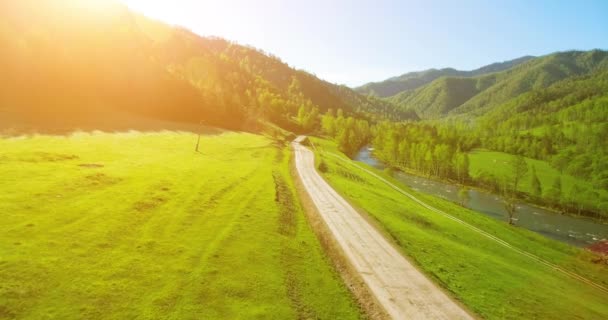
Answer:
[292, 136, 473, 319]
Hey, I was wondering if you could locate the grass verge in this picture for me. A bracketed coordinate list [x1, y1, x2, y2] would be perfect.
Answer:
[311, 137, 608, 320]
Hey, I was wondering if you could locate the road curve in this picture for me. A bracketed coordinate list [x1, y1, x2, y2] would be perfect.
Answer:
[292, 136, 473, 320]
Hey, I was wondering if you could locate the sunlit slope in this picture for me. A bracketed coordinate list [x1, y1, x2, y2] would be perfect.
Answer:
[0, 0, 403, 134]
[474, 70, 608, 199]
[0, 131, 361, 319]
[311, 137, 608, 320]
[389, 50, 608, 118]
[356, 56, 533, 98]
[0, 1, 213, 128]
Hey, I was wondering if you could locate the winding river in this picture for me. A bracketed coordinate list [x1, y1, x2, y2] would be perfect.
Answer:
[355, 147, 608, 247]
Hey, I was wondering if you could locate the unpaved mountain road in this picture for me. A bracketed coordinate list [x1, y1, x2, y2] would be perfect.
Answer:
[292, 136, 474, 320]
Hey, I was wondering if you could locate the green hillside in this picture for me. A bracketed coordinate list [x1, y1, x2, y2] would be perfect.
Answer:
[0, 0, 408, 135]
[355, 56, 533, 98]
[477, 70, 608, 191]
[388, 77, 481, 118]
[371, 68, 608, 219]
[388, 50, 608, 119]
[451, 50, 608, 117]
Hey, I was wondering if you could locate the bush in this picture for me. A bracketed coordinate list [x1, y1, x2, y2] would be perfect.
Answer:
[383, 167, 395, 177]
[318, 160, 328, 173]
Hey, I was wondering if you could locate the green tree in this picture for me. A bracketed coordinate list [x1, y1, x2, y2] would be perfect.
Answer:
[503, 196, 517, 225]
[321, 110, 336, 137]
[547, 176, 562, 202]
[337, 128, 353, 155]
[530, 165, 542, 198]
[458, 187, 471, 208]
[454, 151, 470, 183]
[297, 105, 307, 125]
[511, 154, 528, 193]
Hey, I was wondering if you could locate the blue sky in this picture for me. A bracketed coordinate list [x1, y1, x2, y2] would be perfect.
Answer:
[122, 0, 608, 87]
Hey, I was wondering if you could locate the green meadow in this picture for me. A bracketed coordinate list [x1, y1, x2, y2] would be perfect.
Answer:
[310, 137, 608, 320]
[0, 131, 361, 319]
[469, 149, 608, 212]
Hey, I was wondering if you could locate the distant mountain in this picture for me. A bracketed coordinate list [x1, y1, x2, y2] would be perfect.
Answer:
[355, 56, 534, 98]
[0, 0, 408, 134]
[388, 50, 608, 119]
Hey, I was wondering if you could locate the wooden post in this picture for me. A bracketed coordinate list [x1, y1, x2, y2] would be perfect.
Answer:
[195, 133, 201, 152]
[195, 120, 205, 152]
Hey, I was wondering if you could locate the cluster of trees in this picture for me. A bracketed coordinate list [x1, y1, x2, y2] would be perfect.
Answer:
[372, 122, 473, 183]
[477, 154, 606, 223]
[320, 109, 371, 156]
[369, 116, 607, 220]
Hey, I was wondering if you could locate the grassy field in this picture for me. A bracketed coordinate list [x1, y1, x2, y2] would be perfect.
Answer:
[0, 131, 361, 319]
[469, 150, 608, 211]
[311, 137, 608, 320]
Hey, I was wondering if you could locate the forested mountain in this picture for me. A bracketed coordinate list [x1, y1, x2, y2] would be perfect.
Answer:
[355, 56, 533, 97]
[477, 70, 608, 188]
[0, 0, 406, 134]
[372, 68, 608, 220]
[389, 50, 608, 119]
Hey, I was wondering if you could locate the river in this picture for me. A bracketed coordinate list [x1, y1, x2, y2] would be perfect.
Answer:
[355, 147, 608, 247]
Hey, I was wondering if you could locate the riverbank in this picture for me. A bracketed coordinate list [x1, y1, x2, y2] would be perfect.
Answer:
[355, 146, 608, 247]
[372, 148, 605, 221]
[312, 137, 608, 320]
[589, 240, 608, 256]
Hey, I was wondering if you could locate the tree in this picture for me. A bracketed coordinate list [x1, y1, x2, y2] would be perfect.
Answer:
[454, 151, 470, 183]
[547, 176, 562, 203]
[297, 105, 307, 125]
[337, 127, 354, 156]
[321, 110, 337, 137]
[503, 196, 517, 225]
[530, 165, 542, 198]
[498, 172, 518, 225]
[511, 154, 528, 193]
[458, 187, 471, 208]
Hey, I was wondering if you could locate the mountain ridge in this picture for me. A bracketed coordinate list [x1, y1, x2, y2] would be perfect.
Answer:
[386, 50, 608, 119]
[355, 56, 535, 98]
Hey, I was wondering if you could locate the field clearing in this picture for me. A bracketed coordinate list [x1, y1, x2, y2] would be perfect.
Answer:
[469, 150, 608, 205]
[0, 131, 361, 319]
[311, 137, 608, 320]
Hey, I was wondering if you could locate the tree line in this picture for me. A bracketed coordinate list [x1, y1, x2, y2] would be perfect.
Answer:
[372, 122, 473, 184]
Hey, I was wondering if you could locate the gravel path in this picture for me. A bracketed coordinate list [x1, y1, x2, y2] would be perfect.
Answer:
[292, 136, 473, 319]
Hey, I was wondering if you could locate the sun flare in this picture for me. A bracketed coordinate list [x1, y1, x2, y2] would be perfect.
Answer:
[119, 0, 183, 24]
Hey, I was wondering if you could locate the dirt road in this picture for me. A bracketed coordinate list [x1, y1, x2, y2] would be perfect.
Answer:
[292, 136, 473, 319]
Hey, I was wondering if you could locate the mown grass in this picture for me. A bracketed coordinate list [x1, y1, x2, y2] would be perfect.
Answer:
[311, 137, 608, 320]
[0, 131, 361, 319]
